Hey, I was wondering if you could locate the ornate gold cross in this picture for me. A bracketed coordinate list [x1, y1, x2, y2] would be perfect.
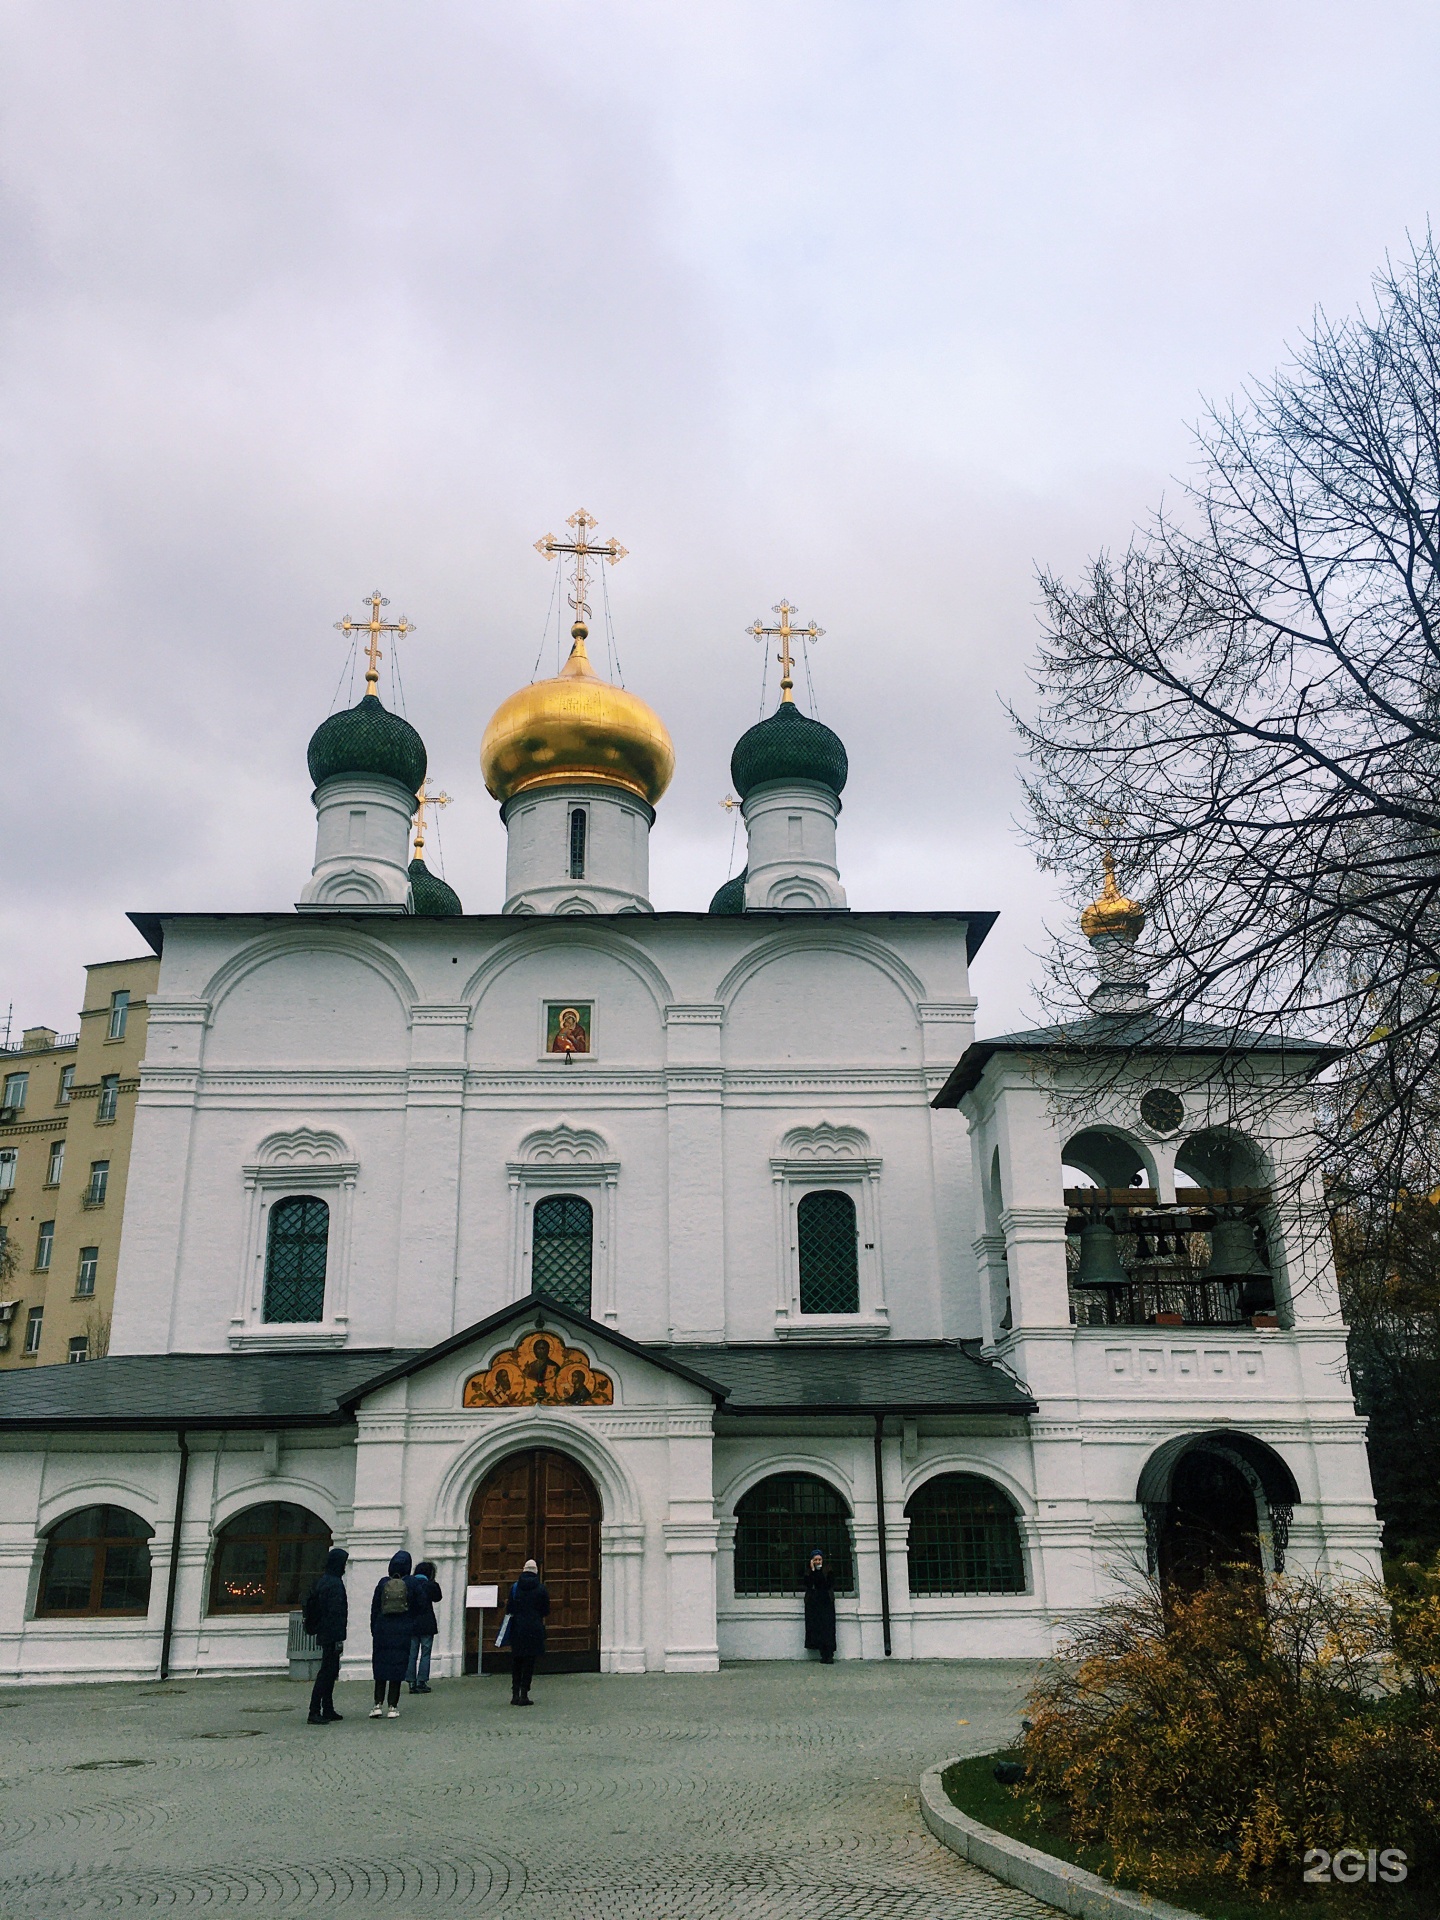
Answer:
[746, 600, 823, 704]
[334, 591, 418, 696]
[534, 509, 627, 628]
[413, 779, 452, 860]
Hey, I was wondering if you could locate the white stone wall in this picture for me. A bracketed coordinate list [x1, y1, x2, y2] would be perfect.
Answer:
[112, 914, 981, 1355]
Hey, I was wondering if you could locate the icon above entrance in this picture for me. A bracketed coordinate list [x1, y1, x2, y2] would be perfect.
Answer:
[463, 1329, 614, 1407]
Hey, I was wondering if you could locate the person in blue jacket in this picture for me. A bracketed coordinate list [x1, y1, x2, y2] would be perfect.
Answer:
[406, 1559, 442, 1694]
[502, 1557, 550, 1706]
[369, 1549, 424, 1718]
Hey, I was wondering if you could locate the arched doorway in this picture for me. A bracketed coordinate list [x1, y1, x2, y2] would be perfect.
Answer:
[1158, 1447, 1264, 1592]
[466, 1448, 601, 1673]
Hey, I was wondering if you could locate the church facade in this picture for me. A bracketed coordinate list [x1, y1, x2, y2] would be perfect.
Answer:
[0, 576, 1383, 1684]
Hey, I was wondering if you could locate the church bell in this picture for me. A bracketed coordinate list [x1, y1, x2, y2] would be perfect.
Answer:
[1074, 1215, 1130, 1288]
[1207, 1211, 1270, 1280]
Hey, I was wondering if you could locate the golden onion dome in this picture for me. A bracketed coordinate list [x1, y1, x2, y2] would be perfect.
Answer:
[481, 624, 675, 808]
[1080, 852, 1146, 940]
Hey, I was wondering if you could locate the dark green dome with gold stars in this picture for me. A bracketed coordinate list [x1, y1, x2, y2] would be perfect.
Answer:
[308, 693, 428, 795]
[730, 700, 847, 801]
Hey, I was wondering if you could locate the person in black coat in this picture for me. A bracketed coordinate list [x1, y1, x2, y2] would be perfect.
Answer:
[803, 1550, 837, 1663]
[369, 1550, 425, 1717]
[406, 1559, 443, 1694]
[502, 1558, 550, 1705]
[305, 1546, 349, 1725]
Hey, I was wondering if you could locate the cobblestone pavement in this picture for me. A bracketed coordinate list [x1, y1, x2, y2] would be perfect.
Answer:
[0, 1661, 1052, 1918]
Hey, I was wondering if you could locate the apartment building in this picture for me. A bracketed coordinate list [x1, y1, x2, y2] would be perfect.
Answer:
[0, 955, 159, 1366]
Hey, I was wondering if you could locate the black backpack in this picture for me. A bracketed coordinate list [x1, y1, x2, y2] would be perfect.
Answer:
[302, 1582, 325, 1638]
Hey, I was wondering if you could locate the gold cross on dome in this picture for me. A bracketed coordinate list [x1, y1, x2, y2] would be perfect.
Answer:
[413, 779, 452, 860]
[334, 591, 418, 696]
[534, 509, 628, 629]
[746, 600, 823, 704]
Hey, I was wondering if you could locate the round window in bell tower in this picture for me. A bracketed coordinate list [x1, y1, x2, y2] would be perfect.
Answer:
[1139, 1087, 1185, 1135]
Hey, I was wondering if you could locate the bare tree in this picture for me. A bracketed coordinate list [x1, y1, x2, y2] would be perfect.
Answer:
[1015, 232, 1440, 1207]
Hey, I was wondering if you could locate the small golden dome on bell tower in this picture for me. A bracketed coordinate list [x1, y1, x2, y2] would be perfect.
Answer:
[1080, 851, 1145, 940]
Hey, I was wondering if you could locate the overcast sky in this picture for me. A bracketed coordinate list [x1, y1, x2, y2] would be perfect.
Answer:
[2, 1, 1435, 1040]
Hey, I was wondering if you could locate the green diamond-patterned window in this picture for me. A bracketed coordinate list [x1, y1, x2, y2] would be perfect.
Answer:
[532, 1193, 593, 1315]
[797, 1189, 860, 1314]
[263, 1196, 329, 1324]
[733, 1472, 855, 1595]
[905, 1474, 1026, 1596]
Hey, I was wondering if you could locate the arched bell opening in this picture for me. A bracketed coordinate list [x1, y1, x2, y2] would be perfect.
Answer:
[466, 1448, 601, 1674]
[1138, 1432, 1299, 1592]
[1176, 1128, 1278, 1324]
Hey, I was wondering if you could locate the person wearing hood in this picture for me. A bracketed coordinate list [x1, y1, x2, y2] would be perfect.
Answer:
[369, 1550, 424, 1718]
[803, 1549, 837, 1664]
[406, 1559, 442, 1694]
[501, 1558, 549, 1706]
[304, 1546, 349, 1725]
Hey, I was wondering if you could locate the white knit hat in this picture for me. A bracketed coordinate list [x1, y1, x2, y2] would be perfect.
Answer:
[523, 1558, 538, 1573]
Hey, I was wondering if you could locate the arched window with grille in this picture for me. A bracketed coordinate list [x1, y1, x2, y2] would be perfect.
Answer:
[209, 1502, 332, 1612]
[532, 1194, 593, 1314]
[263, 1196, 330, 1323]
[733, 1472, 855, 1595]
[37, 1505, 153, 1616]
[797, 1189, 860, 1314]
[905, 1474, 1026, 1596]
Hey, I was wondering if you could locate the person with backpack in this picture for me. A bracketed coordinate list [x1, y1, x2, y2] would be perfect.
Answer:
[406, 1560, 442, 1694]
[304, 1546, 349, 1725]
[369, 1549, 423, 1718]
[501, 1557, 549, 1706]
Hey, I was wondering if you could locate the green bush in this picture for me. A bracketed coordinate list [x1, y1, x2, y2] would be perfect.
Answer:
[1020, 1565, 1440, 1897]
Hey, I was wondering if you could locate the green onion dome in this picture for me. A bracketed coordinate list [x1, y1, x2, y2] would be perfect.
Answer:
[307, 693, 427, 794]
[708, 871, 747, 915]
[408, 857, 463, 917]
[730, 700, 847, 800]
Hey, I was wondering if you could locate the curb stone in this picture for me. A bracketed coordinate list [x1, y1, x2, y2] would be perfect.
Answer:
[920, 1760, 1202, 1920]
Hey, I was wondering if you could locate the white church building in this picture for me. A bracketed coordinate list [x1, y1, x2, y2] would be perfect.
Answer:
[0, 568, 1383, 1685]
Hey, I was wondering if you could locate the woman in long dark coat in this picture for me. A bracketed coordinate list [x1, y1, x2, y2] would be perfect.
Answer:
[803, 1550, 837, 1663]
[369, 1549, 424, 1717]
[502, 1557, 550, 1706]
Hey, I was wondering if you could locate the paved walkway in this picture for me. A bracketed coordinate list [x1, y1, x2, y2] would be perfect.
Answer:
[0, 1661, 1051, 1917]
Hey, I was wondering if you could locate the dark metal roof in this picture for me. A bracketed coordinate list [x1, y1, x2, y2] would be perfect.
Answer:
[0, 1331, 1031, 1431]
[0, 1351, 420, 1431]
[662, 1342, 1034, 1415]
[128, 909, 998, 963]
[932, 1013, 1343, 1108]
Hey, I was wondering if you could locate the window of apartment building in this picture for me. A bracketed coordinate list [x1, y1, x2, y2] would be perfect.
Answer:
[85, 1161, 110, 1207]
[97, 1074, 119, 1122]
[3, 1071, 28, 1114]
[107, 991, 130, 1041]
[23, 1307, 43, 1354]
[57, 1064, 75, 1104]
[45, 1139, 65, 1187]
[77, 1246, 99, 1297]
[0, 1148, 16, 1192]
[68, 1335, 89, 1362]
[35, 1221, 54, 1270]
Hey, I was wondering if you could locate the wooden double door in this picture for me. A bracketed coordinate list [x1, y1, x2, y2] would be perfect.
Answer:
[466, 1448, 601, 1673]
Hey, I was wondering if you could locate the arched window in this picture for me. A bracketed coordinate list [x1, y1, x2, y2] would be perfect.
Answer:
[532, 1194, 593, 1314]
[568, 807, 587, 878]
[797, 1190, 860, 1314]
[37, 1505, 153, 1616]
[209, 1502, 332, 1613]
[906, 1474, 1025, 1595]
[733, 1472, 854, 1595]
[263, 1196, 329, 1323]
